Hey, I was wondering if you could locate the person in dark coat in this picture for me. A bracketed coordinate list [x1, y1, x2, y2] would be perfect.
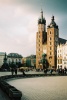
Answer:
[15, 68, 17, 75]
[11, 68, 14, 75]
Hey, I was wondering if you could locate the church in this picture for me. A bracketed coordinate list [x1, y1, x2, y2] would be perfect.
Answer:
[36, 10, 66, 69]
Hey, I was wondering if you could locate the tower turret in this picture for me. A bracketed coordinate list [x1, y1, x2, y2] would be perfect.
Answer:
[48, 16, 58, 29]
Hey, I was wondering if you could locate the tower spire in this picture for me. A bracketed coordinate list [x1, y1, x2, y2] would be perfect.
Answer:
[41, 9, 43, 21]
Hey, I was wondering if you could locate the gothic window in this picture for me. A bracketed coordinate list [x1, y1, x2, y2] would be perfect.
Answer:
[50, 52, 51, 55]
[50, 37, 52, 40]
[50, 31, 51, 34]
[50, 47, 51, 50]
[50, 42, 51, 45]
[49, 37, 51, 41]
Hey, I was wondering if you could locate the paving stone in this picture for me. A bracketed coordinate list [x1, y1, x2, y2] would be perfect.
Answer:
[7, 76, 67, 100]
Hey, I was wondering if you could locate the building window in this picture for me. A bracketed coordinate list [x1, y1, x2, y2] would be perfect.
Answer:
[50, 52, 51, 55]
[50, 42, 51, 45]
[49, 37, 52, 41]
[58, 59, 59, 64]
[50, 31, 51, 34]
[60, 59, 62, 64]
[50, 37, 52, 40]
[39, 35, 40, 38]
[50, 47, 51, 50]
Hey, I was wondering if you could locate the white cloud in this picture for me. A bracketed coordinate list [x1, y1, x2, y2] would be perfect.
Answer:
[0, 2, 38, 56]
[0, 0, 66, 57]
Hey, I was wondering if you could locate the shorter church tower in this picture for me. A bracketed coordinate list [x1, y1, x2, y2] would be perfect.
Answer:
[47, 16, 59, 69]
[36, 10, 46, 69]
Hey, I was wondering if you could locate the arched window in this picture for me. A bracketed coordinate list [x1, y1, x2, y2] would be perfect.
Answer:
[50, 31, 51, 34]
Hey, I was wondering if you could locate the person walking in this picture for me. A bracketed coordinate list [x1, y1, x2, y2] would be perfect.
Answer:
[15, 68, 17, 75]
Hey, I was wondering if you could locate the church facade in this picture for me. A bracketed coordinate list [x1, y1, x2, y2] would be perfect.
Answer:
[36, 10, 66, 69]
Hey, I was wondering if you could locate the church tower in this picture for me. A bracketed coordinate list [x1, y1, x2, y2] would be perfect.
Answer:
[47, 16, 59, 69]
[36, 10, 46, 69]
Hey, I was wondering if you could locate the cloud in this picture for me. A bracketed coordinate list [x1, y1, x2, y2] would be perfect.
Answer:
[0, 0, 66, 57]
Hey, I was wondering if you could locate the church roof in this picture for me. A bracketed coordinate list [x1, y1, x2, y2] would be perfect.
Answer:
[58, 38, 67, 44]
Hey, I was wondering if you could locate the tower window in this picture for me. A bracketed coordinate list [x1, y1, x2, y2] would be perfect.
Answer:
[50, 37, 52, 40]
[39, 48, 40, 51]
[50, 42, 51, 45]
[49, 37, 52, 41]
[50, 47, 51, 50]
[50, 52, 51, 55]
[50, 31, 51, 34]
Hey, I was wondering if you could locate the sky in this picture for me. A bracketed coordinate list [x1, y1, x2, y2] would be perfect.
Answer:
[0, 0, 67, 57]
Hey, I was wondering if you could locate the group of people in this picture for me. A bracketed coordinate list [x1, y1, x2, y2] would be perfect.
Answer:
[58, 67, 67, 74]
[44, 68, 53, 74]
[11, 68, 26, 76]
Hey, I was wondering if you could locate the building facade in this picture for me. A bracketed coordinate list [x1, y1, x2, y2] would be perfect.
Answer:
[57, 44, 63, 68]
[0, 52, 6, 67]
[22, 55, 36, 68]
[36, 10, 59, 69]
[7, 53, 22, 64]
[57, 42, 67, 69]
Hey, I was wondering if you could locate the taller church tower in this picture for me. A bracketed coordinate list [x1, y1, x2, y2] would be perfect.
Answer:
[47, 16, 59, 69]
[36, 10, 46, 69]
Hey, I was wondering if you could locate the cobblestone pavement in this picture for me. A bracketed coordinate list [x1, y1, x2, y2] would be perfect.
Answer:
[0, 70, 57, 76]
[7, 76, 67, 100]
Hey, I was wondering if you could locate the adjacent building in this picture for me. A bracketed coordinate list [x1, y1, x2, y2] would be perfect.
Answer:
[22, 55, 36, 68]
[7, 53, 22, 64]
[0, 52, 6, 67]
[57, 42, 67, 69]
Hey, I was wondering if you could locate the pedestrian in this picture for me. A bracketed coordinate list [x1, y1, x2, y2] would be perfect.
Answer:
[11, 68, 14, 75]
[15, 68, 17, 75]
[50, 69, 53, 74]
[22, 69, 26, 76]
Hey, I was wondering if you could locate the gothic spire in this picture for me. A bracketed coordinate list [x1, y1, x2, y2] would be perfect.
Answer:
[41, 9, 43, 21]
